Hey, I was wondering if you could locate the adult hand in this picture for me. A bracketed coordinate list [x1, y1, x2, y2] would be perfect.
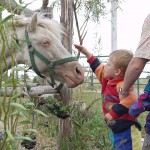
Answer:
[119, 87, 130, 100]
[119, 92, 128, 100]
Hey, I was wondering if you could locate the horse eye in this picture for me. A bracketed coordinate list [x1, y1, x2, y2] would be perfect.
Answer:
[42, 41, 51, 46]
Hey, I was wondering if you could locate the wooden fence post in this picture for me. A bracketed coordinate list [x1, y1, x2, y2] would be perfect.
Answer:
[58, 0, 74, 148]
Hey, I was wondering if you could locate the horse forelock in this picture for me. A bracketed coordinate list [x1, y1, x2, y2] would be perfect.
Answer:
[12, 15, 65, 40]
[37, 19, 65, 39]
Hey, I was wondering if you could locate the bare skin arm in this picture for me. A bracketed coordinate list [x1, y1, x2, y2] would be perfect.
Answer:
[119, 57, 148, 100]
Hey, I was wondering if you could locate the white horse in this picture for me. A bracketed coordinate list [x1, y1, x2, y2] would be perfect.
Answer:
[1, 13, 84, 88]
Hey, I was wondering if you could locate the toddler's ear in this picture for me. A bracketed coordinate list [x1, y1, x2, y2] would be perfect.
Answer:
[115, 68, 122, 76]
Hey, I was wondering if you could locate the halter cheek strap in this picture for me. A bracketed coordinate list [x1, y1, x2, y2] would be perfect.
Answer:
[25, 30, 77, 88]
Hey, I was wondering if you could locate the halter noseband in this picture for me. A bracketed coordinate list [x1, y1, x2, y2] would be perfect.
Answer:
[25, 30, 77, 88]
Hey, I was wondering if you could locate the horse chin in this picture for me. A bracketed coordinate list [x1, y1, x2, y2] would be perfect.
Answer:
[54, 76, 77, 88]
[63, 75, 84, 88]
[66, 81, 78, 88]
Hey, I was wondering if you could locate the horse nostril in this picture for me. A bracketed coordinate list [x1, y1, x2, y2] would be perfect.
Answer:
[75, 67, 82, 76]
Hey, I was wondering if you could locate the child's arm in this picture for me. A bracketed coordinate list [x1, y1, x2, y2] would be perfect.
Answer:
[74, 44, 92, 59]
[74, 44, 105, 84]
[108, 83, 137, 119]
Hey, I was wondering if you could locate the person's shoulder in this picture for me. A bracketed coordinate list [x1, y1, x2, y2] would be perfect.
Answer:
[145, 13, 150, 20]
[143, 13, 150, 24]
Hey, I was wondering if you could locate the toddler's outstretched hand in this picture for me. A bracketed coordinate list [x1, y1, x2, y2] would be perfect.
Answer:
[74, 44, 92, 59]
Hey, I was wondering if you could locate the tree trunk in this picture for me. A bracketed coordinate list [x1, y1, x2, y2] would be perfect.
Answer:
[58, 0, 73, 149]
[111, 0, 118, 51]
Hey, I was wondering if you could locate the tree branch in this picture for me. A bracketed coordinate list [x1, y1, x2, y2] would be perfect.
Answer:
[41, 0, 49, 10]
[0, 85, 59, 97]
[0, 0, 34, 16]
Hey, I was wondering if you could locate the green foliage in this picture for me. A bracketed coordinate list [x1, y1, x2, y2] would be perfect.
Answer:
[0, 15, 14, 26]
[49, 89, 113, 150]
[31, 86, 112, 149]
[0, 2, 47, 148]
[44, 97, 71, 119]
[29, 90, 111, 149]
[50, 0, 108, 28]
[81, 0, 107, 23]
[0, 89, 49, 149]
[32, 76, 39, 83]
[70, 104, 111, 149]
[19, 74, 30, 80]
[27, 86, 146, 149]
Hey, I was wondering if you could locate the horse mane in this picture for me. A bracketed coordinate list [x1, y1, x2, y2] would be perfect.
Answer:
[12, 14, 65, 39]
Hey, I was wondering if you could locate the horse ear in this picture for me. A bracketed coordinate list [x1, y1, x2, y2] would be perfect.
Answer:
[28, 13, 38, 32]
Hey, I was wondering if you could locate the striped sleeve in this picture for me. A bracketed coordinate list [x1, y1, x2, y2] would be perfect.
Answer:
[109, 82, 137, 119]
[116, 82, 137, 108]
[87, 56, 105, 84]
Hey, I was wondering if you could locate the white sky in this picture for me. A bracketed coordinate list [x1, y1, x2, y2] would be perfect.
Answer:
[85, 0, 150, 55]
[77, 0, 150, 77]
[117, 0, 150, 52]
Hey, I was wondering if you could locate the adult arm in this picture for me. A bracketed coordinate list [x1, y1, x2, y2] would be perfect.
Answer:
[108, 91, 137, 119]
[119, 57, 148, 100]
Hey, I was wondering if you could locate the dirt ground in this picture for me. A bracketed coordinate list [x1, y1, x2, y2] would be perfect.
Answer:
[0, 127, 57, 150]
[18, 133, 57, 150]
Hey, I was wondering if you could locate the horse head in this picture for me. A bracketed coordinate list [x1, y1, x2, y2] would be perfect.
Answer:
[23, 13, 84, 88]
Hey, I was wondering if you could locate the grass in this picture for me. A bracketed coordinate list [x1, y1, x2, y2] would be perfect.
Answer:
[138, 112, 148, 137]
[72, 89, 112, 149]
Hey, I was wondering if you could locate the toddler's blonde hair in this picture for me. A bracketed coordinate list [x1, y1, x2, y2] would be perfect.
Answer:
[110, 49, 133, 73]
